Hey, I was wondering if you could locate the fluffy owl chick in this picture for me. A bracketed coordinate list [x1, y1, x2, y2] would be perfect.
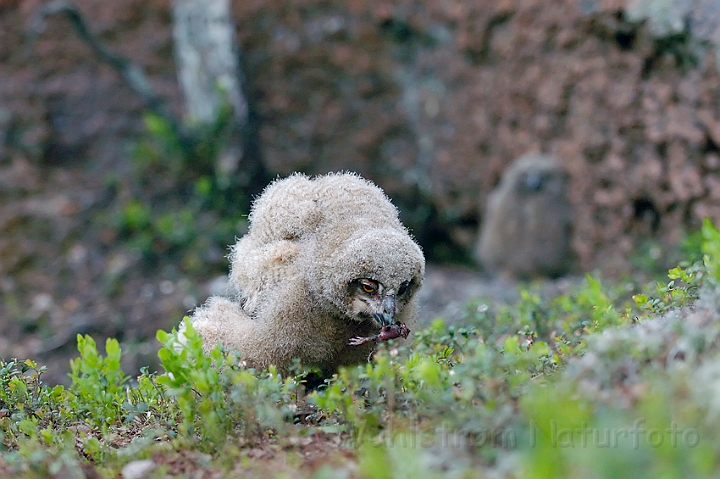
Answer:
[475, 154, 573, 279]
[187, 172, 425, 377]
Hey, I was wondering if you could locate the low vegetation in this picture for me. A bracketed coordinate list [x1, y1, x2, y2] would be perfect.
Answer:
[3, 221, 720, 477]
[109, 109, 251, 276]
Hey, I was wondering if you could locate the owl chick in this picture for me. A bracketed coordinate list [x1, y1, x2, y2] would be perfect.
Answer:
[475, 154, 573, 279]
[185, 172, 425, 377]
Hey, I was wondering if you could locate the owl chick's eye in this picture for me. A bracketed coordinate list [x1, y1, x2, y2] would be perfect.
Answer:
[397, 281, 411, 297]
[359, 279, 378, 295]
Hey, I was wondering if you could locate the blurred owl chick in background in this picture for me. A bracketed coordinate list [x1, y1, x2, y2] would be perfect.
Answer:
[183, 172, 425, 377]
[475, 153, 573, 280]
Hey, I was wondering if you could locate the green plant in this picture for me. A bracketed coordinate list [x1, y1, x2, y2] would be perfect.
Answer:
[701, 218, 720, 282]
[0, 359, 68, 449]
[106, 99, 252, 275]
[156, 319, 301, 450]
[67, 335, 130, 431]
[632, 220, 713, 317]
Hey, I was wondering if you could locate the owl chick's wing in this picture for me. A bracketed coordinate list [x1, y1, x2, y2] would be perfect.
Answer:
[229, 237, 301, 314]
[183, 296, 255, 354]
[227, 174, 318, 311]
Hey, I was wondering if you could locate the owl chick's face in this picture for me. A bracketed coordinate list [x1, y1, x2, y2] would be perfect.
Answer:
[515, 167, 568, 197]
[347, 277, 414, 326]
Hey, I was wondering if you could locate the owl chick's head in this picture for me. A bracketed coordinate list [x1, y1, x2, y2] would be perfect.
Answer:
[505, 154, 568, 198]
[312, 227, 424, 327]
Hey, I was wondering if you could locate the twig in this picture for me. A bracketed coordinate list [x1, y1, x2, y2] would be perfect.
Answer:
[28, 1, 188, 146]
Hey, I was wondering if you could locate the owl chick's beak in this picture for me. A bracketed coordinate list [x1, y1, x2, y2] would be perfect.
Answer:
[374, 295, 397, 326]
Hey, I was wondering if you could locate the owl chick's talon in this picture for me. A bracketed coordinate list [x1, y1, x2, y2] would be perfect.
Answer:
[348, 335, 378, 346]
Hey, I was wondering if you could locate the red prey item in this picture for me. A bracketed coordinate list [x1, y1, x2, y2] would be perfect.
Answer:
[348, 323, 410, 346]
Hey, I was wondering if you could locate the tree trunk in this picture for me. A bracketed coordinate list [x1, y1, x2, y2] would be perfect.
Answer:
[172, 0, 247, 175]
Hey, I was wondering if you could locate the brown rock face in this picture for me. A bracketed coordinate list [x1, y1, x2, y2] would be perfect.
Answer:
[231, 1, 720, 271]
[3, 0, 720, 273]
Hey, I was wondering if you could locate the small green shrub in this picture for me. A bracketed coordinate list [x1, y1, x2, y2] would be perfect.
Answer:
[67, 335, 130, 431]
[0, 359, 68, 449]
[156, 319, 301, 450]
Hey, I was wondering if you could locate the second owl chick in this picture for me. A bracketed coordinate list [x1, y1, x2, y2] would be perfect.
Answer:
[475, 153, 573, 279]
[185, 172, 425, 377]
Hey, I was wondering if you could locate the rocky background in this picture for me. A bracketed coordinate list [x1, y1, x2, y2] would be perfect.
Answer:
[1, 0, 720, 381]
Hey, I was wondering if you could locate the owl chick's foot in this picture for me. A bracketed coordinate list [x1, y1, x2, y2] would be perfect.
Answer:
[348, 323, 410, 346]
[348, 335, 377, 346]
